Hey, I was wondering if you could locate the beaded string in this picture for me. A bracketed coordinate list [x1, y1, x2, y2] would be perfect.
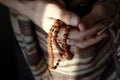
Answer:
[48, 19, 73, 70]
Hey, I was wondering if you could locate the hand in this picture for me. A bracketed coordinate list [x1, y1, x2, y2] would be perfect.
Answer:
[80, 0, 117, 29]
[0, 0, 82, 32]
[66, 0, 116, 49]
[16, 0, 82, 33]
[67, 23, 108, 49]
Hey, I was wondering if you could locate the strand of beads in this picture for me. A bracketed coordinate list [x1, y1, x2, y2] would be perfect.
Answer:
[48, 19, 73, 70]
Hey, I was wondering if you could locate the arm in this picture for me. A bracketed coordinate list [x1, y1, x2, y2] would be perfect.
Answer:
[0, 0, 28, 16]
[0, 0, 81, 32]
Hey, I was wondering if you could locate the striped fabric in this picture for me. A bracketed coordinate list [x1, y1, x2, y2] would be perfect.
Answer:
[9, 0, 120, 80]
[10, 14, 53, 80]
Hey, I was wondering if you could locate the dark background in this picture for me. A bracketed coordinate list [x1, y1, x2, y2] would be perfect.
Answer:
[0, 4, 35, 80]
[0, 4, 17, 79]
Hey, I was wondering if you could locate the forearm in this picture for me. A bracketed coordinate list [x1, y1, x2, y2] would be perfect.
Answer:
[0, 0, 33, 19]
[0, 0, 23, 11]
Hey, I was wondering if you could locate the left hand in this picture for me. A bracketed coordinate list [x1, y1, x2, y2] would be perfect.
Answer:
[66, 0, 117, 50]
[80, 0, 117, 29]
[66, 23, 108, 49]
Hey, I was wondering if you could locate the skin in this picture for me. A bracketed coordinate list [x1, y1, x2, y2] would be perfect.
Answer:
[0, 0, 117, 49]
[67, 0, 117, 49]
[0, 0, 81, 32]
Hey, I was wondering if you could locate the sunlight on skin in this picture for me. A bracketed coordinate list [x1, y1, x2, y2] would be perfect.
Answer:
[42, 3, 63, 33]
[41, 2, 81, 33]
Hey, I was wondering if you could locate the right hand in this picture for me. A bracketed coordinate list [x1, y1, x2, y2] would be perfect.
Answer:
[15, 0, 82, 33]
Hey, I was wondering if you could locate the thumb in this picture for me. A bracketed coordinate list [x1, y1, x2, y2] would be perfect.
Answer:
[79, 12, 97, 30]
[79, 4, 107, 30]
[80, 4, 112, 30]
[61, 11, 80, 26]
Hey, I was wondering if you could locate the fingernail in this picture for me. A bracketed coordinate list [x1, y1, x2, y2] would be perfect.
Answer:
[79, 23, 86, 31]
[70, 15, 79, 26]
[67, 39, 69, 44]
[67, 39, 71, 45]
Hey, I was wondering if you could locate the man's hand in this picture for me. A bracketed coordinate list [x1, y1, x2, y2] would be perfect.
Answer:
[67, 23, 108, 49]
[66, 0, 116, 49]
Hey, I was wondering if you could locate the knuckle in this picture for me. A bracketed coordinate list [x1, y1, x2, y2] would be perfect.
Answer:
[94, 4, 105, 12]
[61, 11, 73, 24]
[78, 43, 86, 49]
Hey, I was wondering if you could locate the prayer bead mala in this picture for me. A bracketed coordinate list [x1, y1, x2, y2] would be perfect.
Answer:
[48, 19, 73, 70]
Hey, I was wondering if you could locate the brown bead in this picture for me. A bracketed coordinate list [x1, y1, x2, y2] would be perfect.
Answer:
[48, 19, 74, 70]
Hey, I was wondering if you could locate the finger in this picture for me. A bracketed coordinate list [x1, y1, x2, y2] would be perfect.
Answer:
[78, 23, 86, 31]
[81, 32, 108, 48]
[68, 29, 87, 40]
[68, 23, 104, 40]
[82, 23, 104, 38]
[67, 32, 108, 48]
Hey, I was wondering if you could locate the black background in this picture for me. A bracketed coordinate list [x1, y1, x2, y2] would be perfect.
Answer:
[0, 4, 35, 80]
[0, 4, 17, 79]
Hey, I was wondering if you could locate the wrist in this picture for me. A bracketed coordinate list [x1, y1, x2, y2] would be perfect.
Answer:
[96, 0, 120, 24]
[94, 0, 117, 18]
